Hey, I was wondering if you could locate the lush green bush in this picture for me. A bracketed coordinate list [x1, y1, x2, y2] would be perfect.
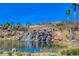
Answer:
[26, 52, 31, 56]
[16, 52, 23, 56]
[0, 50, 4, 54]
[61, 48, 79, 56]
[7, 51, 12, 56]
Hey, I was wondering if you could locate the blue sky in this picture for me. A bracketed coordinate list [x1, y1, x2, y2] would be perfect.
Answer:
[0, 3, 79, 26]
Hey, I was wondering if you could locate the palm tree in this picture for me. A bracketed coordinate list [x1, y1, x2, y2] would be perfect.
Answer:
[6, 22, 11, 27]
[26, 22, 31, 31]
[72, 3, 79, 26]
[17, 22, 22, 30]
[72, 3, 79, 31]
[66, 9, 71, 32]
[7, 22, 14, 30]
[10, 22, 15, 27]
[66, 9, 71, 23]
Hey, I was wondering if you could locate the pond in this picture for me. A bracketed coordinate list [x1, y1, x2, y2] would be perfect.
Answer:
[0, 40, 53, 53]
[0, 31, 53, 53]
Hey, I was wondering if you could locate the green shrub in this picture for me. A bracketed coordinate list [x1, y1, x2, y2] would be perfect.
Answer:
[0, 50, 4, 54]
[7, 51, 12, 56]
[66, 49, 72, 55]
[61, 48, 79, 56]
[77, 48, 79, 55]
[16, 52, 23, 56]
[27, 52, 31, 56]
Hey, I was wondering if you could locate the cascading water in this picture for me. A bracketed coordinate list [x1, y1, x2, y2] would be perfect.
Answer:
[22, 32, 32, 48]
[20, 32, 41, 52]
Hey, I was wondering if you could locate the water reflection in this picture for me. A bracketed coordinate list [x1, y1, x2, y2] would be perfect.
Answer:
[0, 30, 52, 52]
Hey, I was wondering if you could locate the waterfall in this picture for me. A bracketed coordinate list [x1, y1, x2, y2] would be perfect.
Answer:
[21, 32, 33, 48]
[20, 30, 52, 52]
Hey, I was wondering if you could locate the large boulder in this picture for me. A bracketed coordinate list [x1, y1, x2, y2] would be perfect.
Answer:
[12, 48, 17, 56]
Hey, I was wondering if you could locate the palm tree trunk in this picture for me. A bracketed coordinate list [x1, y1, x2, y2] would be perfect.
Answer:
[73, 6, 76, 32]
[66, 16, 70, 33]
[74, 6, 76, 26]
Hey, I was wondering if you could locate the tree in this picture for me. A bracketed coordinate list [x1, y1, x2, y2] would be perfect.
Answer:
[0, 24, 3, 26]
[2, 22, 11, 29]
[72, 3, 79, 26]
[6, 22, 11, 27]
[17, 22, 22, 30]
[66, 9, 71, 33]
[26, 22, 31, 31]
[10, 22, 15, 30]
[66, 9, 71, 23]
